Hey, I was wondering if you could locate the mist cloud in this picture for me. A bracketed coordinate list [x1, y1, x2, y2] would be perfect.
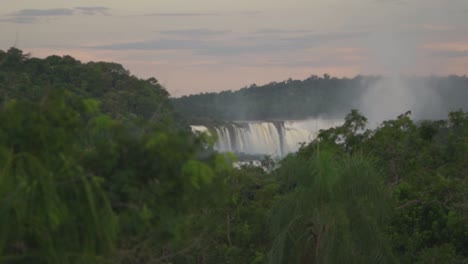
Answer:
[360, 77, 442, 126]
[359, 27, 444, 125]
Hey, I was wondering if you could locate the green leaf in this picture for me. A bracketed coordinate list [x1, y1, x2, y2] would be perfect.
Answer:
[182, 160, 215, 189]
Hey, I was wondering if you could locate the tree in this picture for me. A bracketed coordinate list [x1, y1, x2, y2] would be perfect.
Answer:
[269, 145, 395, 264]
[316, 109, 369, 152]
[0, 92, 117, 264]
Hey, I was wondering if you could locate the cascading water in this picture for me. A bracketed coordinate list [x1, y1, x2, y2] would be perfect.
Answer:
[191, 119, 342, 157]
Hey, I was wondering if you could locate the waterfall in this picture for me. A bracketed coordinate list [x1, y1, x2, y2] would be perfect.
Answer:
[191, 119, 342, 157]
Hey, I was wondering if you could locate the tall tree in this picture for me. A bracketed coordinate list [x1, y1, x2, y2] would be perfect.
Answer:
[269, 145, 395, 264]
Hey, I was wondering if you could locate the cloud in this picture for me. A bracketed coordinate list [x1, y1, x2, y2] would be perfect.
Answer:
[91, 30, 369, 57]
[92, 39, 208, 50]
[75, 7, 110, 16]
[398, 24, 455, 37]
[242, 30, 369, 45]
[91, 38, 279, 55]
[10, 8, 75, 17]
[159, 29, 231, 37]
[420, 24, 452, 32]
[254, 29, 315, 34]
[0, 16, 38, 24]
[0, 7, 110, 24]
[235, 11, 261, 16]
[373, 0, 408, 5]
[423, 42, 468, 52]
[145, 11, 259, 17]
[90, 39, 268, 54]
[238, 57, 363, 69]
[145, 12, 220, 17]
[429, 50, 468, 59]
[282, 31, 369, 44]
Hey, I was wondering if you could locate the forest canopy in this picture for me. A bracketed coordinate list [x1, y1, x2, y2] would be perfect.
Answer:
[0, 49, 467, 263]
[172, 74, 468, 124]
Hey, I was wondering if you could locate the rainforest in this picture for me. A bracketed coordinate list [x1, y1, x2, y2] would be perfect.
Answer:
[0, 48, 467, 264]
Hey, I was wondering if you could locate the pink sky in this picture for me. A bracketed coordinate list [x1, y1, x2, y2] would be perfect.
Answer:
[1, 0, 467, 96]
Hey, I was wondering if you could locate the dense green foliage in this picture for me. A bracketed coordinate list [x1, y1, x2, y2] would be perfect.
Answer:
[172, 74, 468, 123]
[314, 110, 468, 263]
[1, 49, 467, 263]
[0, 48, 231, 263]
[0, 93, 117, 263]
[0, 48, 171, 121]
[270, 148, 394, 263]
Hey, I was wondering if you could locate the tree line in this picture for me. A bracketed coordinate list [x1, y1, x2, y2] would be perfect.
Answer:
[172, 74, 468, 124]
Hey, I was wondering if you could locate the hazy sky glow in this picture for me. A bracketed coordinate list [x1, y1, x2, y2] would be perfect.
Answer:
[1, 0, 468, 96]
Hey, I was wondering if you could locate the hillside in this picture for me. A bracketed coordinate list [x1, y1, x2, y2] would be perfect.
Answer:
[172, 74, 468, 124]
[0, 47, 172, 121]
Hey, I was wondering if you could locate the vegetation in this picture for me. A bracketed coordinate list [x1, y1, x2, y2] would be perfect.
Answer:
[172, 74, 468, 124]
[0, 48, 171, 122]
[1, 48, 467, 263]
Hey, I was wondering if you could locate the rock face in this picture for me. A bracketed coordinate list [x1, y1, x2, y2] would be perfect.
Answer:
[191, 119, 343, 157]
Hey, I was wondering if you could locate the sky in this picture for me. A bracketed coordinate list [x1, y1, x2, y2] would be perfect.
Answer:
[1, 0, 468, 97]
